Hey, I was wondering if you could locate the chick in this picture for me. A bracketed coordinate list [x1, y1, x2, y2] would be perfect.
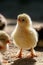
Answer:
[11, 13, 38, 58]
[0, 14, 7, 30]
[0, 31, 10, 63]
[35, 26, 43, 47]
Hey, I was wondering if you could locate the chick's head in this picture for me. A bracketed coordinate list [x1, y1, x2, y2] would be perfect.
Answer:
[0, 14, 7, 30]
[17, 13, 32, 28]
[0, 31, 10, 45]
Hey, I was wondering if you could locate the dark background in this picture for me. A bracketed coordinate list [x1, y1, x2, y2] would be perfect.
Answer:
[0, 0, 43, 21]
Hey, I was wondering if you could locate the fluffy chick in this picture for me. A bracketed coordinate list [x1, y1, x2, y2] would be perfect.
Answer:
[0, 31, 10, 53]
[11, 13, 38, 58]
[0, 31, 10, 63]
[0, 14, 7, 30]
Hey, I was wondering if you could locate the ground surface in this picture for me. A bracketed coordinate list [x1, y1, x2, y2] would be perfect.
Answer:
[0, 19, 43, 65]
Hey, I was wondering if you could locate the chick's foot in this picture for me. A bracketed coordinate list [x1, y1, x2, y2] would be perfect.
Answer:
[27, 49, 38, 58]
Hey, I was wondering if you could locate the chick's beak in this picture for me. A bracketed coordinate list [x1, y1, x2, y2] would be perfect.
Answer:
[18, 18, 21, 22]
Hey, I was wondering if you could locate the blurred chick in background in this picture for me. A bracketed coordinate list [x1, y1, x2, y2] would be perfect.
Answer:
[0, 14, 7, 30]
[11, 13, 38, 58]
[0, 31, 10, 63]
[35, 26, 43, 47]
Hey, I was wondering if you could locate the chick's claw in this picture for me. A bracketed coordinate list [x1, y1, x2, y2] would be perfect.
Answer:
[27, 52, 38, 58]
[27, 49, 38, 58]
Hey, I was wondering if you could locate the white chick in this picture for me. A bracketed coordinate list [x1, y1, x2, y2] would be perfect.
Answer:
[0, 31, 10, 63]
[0, 14, 7, 30]
[11, 13, 38, 58]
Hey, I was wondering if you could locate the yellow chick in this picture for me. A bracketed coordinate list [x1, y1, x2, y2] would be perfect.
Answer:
[11, 13, 38, 58]
[0, 31, 10, 53]
[0, 31, 10, 63]
[0, 14, 7, 30]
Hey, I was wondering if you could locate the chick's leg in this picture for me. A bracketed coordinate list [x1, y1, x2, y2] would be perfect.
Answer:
[27, 48, 37, 58]
[16, 48, 23, 58]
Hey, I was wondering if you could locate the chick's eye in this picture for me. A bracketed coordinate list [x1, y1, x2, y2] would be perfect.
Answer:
[22, 19, 25, 22]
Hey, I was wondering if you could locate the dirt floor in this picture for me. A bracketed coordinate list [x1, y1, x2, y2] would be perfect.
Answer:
[0, 20, 43, 65]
